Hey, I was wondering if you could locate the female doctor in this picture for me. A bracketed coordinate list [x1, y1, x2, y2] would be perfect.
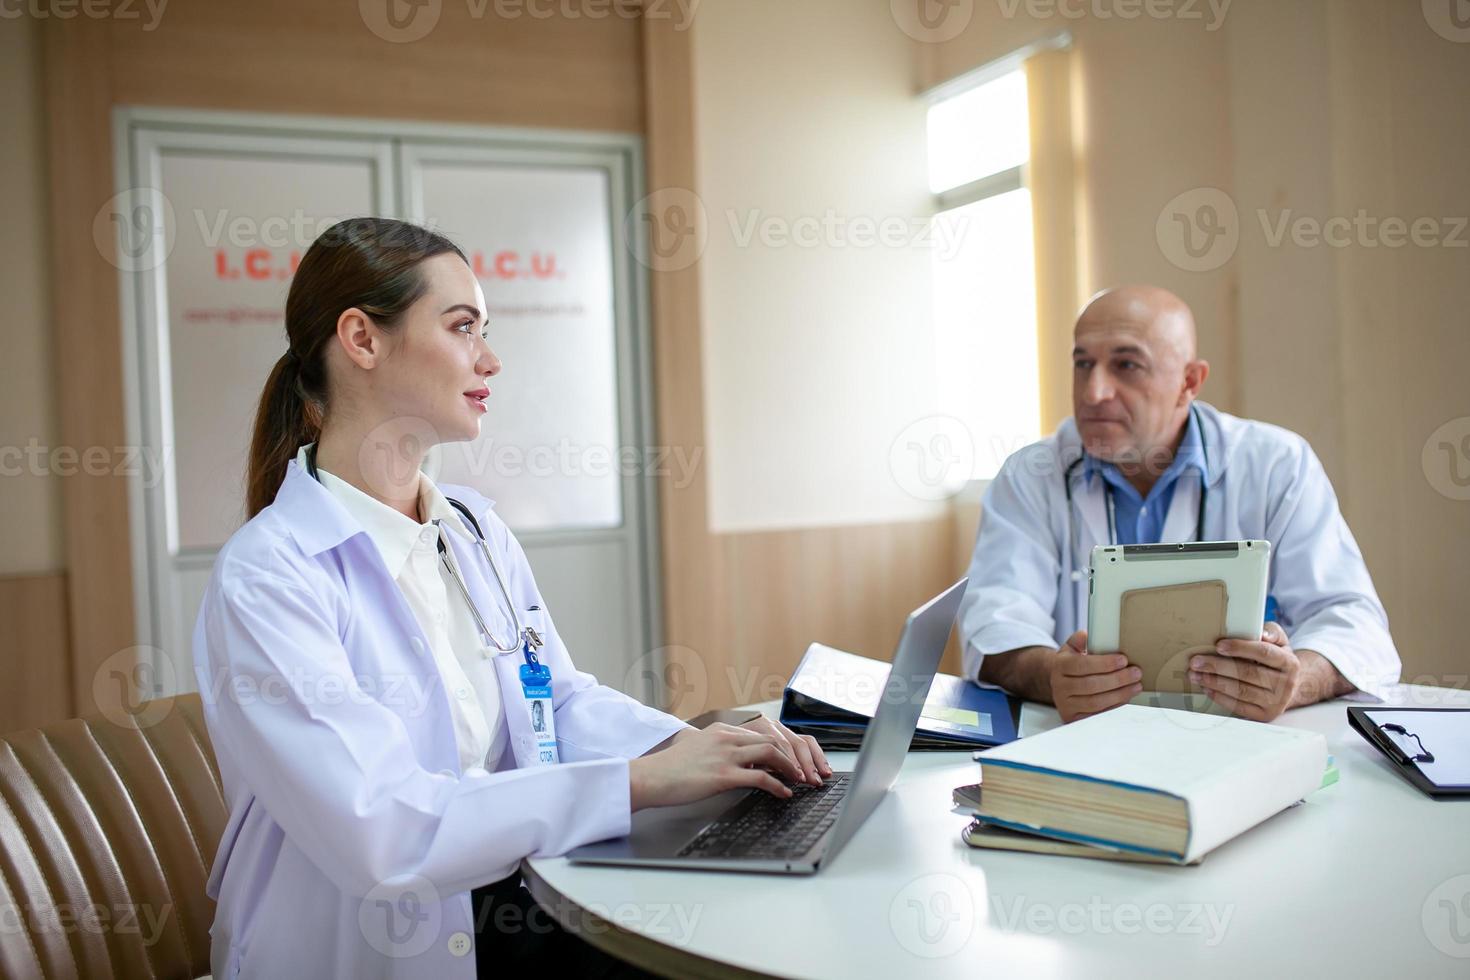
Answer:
[194, 217, 830, 980]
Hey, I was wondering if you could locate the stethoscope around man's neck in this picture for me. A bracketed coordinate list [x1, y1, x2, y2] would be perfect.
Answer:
[304, 442, 538, 656]
[1064, 403, 1210, 583]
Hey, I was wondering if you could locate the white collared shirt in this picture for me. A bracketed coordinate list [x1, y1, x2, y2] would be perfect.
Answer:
[295, 444, 508, 772]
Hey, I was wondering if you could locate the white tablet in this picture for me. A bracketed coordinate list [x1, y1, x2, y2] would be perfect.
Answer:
[1086, 540, 1271, 703]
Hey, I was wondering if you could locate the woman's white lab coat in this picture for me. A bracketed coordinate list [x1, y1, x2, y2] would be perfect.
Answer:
[192, 459, 686, 979]
[958, 401, 1402, 698]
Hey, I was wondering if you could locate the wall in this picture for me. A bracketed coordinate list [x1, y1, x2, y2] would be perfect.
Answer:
[0, 18, 62, 576]
[11, 0, 1466, 732]
[108, 0, 647, 131]
[15, 0, 960, 731]
[693, 0, 943, 532]
[1, 18, 73, 732]
[644, 1, 964, 716]
[1230, 0, 1470, 686]
[919, 1, 1241, 414]
[12, 0, 650, 731]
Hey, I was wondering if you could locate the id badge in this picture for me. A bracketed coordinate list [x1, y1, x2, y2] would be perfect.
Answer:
[518, 647, 560, 766]
[496, 619, 561, 769]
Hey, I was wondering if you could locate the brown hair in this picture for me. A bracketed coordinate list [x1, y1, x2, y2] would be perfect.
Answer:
[246, 217, 466, 518]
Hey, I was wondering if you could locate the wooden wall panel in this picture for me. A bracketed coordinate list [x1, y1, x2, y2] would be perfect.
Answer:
[640, 13, 732, 714]
[715, 517, 959, 711]
[0, 574, 72, 733]
[1025, 48, 1080, 436]
[1323, 2, 1470, 688]
[109, 0, 646, 132]
[44, 16, 136, 721]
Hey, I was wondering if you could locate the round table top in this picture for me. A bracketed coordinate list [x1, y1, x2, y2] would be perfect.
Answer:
[524, 685, 1470, 979]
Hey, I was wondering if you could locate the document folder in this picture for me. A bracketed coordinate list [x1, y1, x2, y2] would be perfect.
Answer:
[779, 643, 1019, 750]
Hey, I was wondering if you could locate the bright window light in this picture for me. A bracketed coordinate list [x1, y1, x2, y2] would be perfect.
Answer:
[927, 70, 1030, 194]
[926, 67, 1040, 481]
[931, 191, 1039, 479]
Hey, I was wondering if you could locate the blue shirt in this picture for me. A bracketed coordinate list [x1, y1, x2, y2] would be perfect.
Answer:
[1082, 409, 1210, 545]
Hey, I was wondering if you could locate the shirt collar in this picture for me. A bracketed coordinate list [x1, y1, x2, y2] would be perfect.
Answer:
[1081, 407, 1211, 494]
[292, 443, 472, 577]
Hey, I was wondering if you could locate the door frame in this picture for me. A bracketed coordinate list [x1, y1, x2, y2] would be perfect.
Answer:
[112, 105, 665, 703]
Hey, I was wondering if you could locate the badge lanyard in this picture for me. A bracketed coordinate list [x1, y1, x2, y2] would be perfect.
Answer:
[516, 626, 560, 766]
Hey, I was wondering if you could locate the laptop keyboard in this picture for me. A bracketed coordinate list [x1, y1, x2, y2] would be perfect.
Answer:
[675, 773, 852, 860]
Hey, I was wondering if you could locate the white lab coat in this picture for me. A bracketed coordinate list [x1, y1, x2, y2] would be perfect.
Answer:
[192, 459, 687, 979]
[958, 402, 1401, 699]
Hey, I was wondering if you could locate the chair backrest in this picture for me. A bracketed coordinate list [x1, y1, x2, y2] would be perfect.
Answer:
[0, 693, 225, 979]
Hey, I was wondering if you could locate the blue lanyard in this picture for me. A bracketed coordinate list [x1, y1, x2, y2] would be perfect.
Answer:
[518, 631, 559, 765]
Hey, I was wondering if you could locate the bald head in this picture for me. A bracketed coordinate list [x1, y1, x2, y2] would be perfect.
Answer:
[1076, 285, 1198, 361]
[1071, 285, 1209, 486]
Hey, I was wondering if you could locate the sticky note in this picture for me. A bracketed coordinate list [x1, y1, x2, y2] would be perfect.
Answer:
[923, 706, 982, 729]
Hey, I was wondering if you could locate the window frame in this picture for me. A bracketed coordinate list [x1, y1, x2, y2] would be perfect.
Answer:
[922, 31, 1071, 215]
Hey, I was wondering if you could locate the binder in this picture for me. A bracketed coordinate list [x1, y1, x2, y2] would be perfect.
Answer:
[779, 642, 1019, 750]
[1348, 707, 1470, 798]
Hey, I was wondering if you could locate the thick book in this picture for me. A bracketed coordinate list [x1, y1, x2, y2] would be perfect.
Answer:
[971, 704, 1327, 864]
[954, 760, 1338, 865]
[953, 783, 1183, 863]
[963, 817, 1181, 864]
[779, 642, 1018, 750]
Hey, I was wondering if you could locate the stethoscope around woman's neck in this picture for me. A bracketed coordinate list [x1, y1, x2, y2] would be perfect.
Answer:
[303, 442, 538, 656]
[1064, 404, 1210, 583]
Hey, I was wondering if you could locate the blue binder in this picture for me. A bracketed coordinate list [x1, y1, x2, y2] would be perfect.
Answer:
[778, 642, 1019, 751]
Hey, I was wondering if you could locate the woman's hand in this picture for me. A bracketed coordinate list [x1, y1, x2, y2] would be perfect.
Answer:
[737, 715, 832, 786]
[628, 723, 811, 811]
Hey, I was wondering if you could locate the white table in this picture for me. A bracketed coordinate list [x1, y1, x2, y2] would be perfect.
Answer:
[523, 686, 1470, 979]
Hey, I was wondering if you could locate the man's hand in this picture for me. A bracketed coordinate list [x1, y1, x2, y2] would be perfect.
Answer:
[1050, 630, 1144, 724]
[1189, 622, 1350, 721]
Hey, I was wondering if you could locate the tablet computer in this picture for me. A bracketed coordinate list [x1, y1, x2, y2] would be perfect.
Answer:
[1087, 541, 1271, 709]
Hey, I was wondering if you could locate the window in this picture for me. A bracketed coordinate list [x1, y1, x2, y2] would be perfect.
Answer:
[926, 67, 1040, 481]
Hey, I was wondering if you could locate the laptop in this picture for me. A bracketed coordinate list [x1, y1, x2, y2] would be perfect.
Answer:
[567, 578, 967, 875]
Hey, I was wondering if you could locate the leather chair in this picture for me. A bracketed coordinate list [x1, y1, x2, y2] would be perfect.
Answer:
[0, 694, 225, 979]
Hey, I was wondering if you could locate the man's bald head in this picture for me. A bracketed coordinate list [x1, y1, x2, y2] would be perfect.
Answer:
[1071, 285, 1209, 486]
[1076, 285, 1198, 362]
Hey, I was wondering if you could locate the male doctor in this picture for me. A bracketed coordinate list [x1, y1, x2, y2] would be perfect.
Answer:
[959, 285, 1401, 723]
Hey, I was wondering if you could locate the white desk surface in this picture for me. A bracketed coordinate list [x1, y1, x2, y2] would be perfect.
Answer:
[525, 685, 1470, 979]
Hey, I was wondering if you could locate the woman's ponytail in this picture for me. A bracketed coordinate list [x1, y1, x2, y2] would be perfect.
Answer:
[244, 217, 465, 518]
[246, 350, 323, 518]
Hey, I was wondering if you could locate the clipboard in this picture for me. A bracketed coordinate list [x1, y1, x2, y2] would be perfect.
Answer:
[1348, 707, 1470, 799]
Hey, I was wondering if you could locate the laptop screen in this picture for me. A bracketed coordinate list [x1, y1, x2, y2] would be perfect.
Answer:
[821, 578, 967, 859]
